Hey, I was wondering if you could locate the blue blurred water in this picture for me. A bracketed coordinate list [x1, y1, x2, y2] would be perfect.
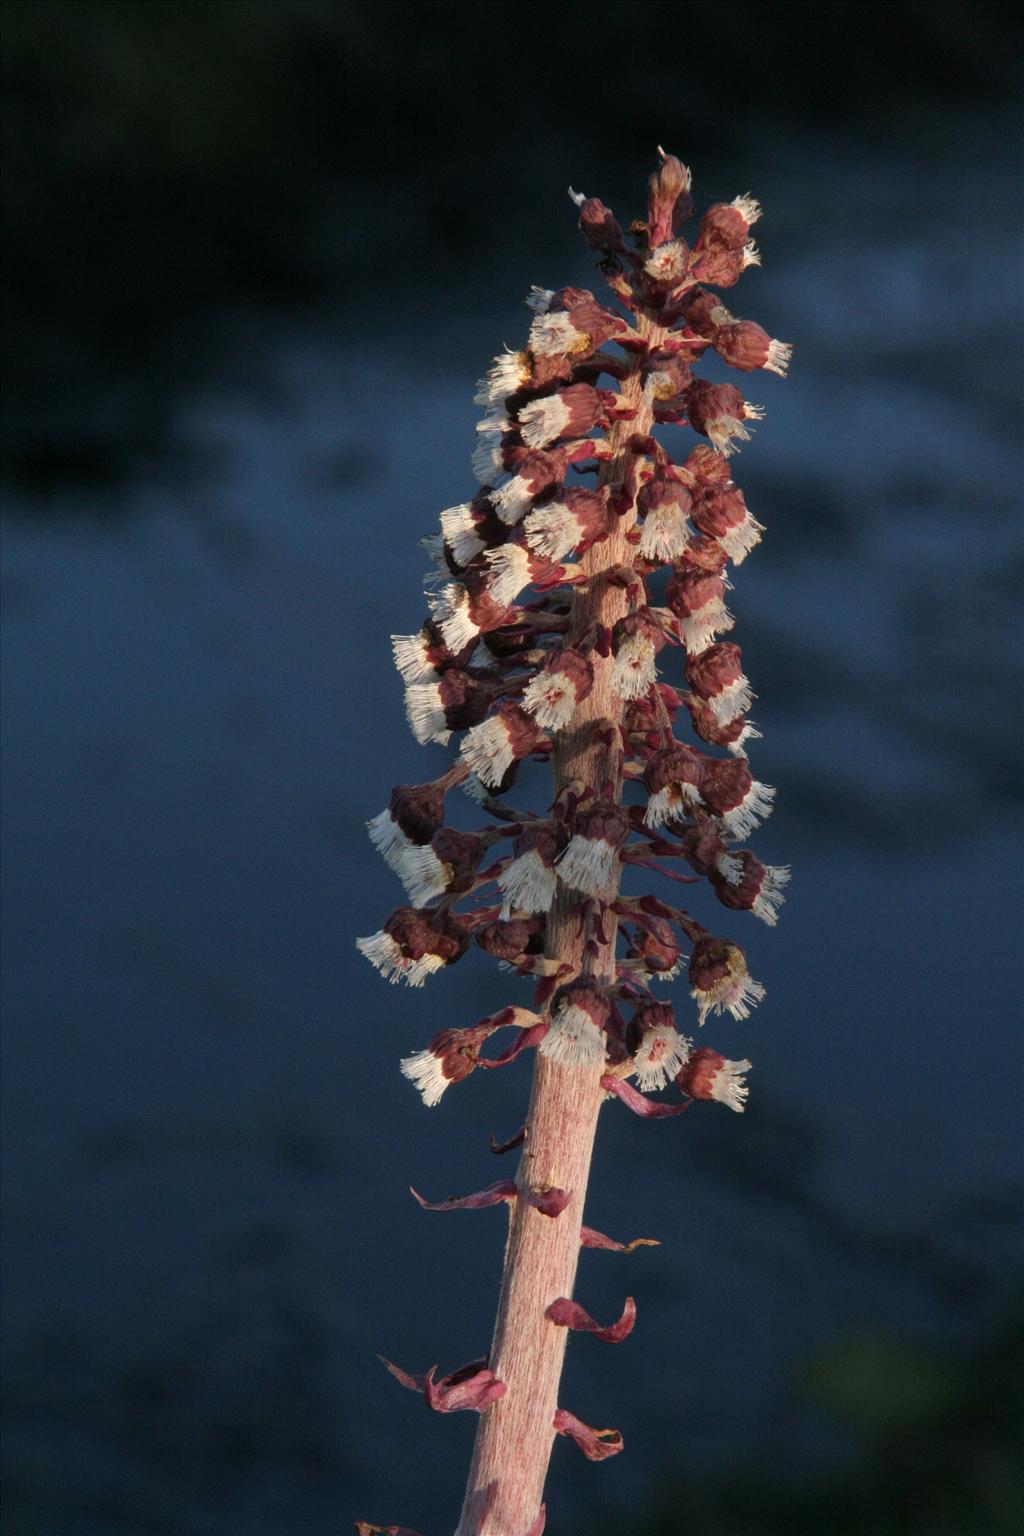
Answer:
[2, 125, 1022, 1533]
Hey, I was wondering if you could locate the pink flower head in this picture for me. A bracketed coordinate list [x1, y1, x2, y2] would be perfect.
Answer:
[524, 485, 610, 561]
[685, 641, 753, 725]
[557, 800, 631, 896]
[710, 848, 790, 926]
[666, 566, 733, 654]
[474, 914, 546, 962]
[714, 320, 792, 377]
[539, 979, 612, 1067]
[357, 906, 470, 988]
[684, 693, 762, 756]
[390, 617, 477, 686]
[433, 568, 515, 653]
[517, 382, 605, 449]
[398, 827, 488, 906]
[628, 999, 691, 1091]
[610, 610, 667, 701]
[688, 936, 765, 1024]
[498, 822, 567, 917]
[521, 647, 594, 731]
[685, 379, 763, 456]
[367, 780, 446, 871]
[690, 483, 764, 564]
[698, 194, 762, 252]
[637, 476, 692, 561]
[647, 150, 694, 246]
[643, 743, 708, 826]
[571, 191, 626, 254]
[404, 667, 492, 745]
[700, 756, 775, 839]
[677, 1046, 752, 1112]
[460, 702, 546, 789]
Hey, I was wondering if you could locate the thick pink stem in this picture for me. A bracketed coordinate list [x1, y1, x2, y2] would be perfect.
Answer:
[456, 315, 661, 1535]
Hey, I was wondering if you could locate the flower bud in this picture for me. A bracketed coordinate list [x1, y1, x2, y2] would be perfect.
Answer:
[690, 483, 764, 564]
[714, 321, 792, 377]
[539, 979, 612, 1067]
[524, 486, 610, 560]
[498, 821, 567, 917]
[460, 702, 545, 788]
[700, 757, 775, 839]
[610, 610, 667, 701]
[521, 647, 594, 731]
[666, 567, 733, 654]
[637, 476, 692, 561]
[357, 906, 470, 987]
[557, 800, 631, 896]
[677, 1046, 751, 1111]
[647, 152, 693, 246]
[688, 936, 764, 1023]
[629, 1000, 691, 1091]
[642, 743, 708, 826]
[685, 379, 762, 456]
[518, 383, 604, 449]
[710, 849, 790, 926]
[685, 640, 753, 725]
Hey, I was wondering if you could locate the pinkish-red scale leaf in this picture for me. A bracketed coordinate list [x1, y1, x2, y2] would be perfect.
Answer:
[526, 1185, 572, 1217]
[410, 1181, 516, 1212]
[601, 1073, 692, 1117]
[379, 1356, 506, 1413]
[546, 1295, 637, 1342]
[580, 1224, 660, 1253]
[553, 1407, 624, 1460]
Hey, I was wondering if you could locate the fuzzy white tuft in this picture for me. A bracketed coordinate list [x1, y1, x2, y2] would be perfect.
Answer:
[716, 852, 744, 886]
[491, 474, 534, 526]
[498, 848, 557, 918]
[693, 971, 765, 1027]
[518, 394, 571, 449]
[639, 503, 690, 561]
[485, 543, 531, 606]
[472, 430, 506, 483]
[399, 1047, 450, 1106]
[708, 674, 754, 726]
[765, 339, 792, 377]
[720, 779, 775, 840]
[398, 843, 450, 906]
[439, 503, 485, 566]
[356, 931, 446, 988]
[752, 864, 790, 927]
[706, 414, 754, 456]
[526, 286, 554, 313]
[731, 194, 762, 226]
[741, 240, 761, 269]
[522, 671, 578, 731]
[677, 601, 734, 655]
[435, 589, 480, 654]
[529, 311, 583, 357]
[556, 834, 618, 897]
[404, 681, 451, 745]
[539, 1005, 605, 1067]
[474, 350, 530, 407]
[719, 513, 764, 565]
[390, 633, 436, 685]
[611, 634, 658, 700]
[643, 781, 704, 828]
[366, 809, 414, 871]
[460, 716, 515, 788]
[524, 501, 580, 561]
[712, 1057, 752, 1111]
[725, 721, 762, 758]
[633, 1025, 691, 1092]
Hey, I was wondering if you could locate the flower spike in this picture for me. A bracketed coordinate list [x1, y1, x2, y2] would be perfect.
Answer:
[358, 150, 790, 1532]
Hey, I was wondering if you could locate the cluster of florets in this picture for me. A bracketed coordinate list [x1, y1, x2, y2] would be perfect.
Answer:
[358, 151, 789, 1124]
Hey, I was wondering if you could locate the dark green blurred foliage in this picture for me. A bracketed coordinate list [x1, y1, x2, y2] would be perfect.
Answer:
[599, 1306, 1024, 1536]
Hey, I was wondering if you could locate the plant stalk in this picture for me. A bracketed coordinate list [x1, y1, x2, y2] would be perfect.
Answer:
[455, 315, 661, 1536]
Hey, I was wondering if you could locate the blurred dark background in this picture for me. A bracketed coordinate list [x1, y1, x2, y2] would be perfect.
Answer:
[2, 2, 1022, 1532]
